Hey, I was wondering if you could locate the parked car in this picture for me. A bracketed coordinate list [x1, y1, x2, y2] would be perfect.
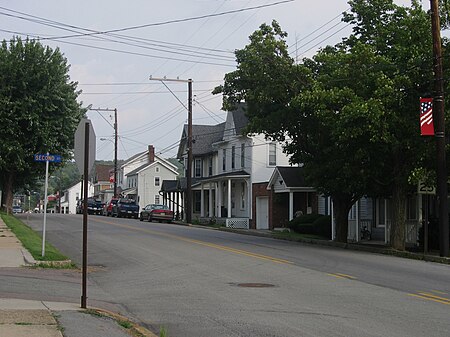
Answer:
[112, 198, 139, 218]
[12, 205, 23, 214]
[87, 197, 103, 215]
[140, 204, 174, 223]
[103, 198, 118, 216]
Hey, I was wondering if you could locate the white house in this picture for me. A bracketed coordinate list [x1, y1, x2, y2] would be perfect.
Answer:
[60, 181, 93, 214]
[117, 146, 154, 194]
[125, 153, 179, 210]
[176, 104, 290, 229]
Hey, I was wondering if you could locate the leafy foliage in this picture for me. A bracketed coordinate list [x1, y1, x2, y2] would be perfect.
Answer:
[216, 1, 447, 248]
[0, 38, 84, 209]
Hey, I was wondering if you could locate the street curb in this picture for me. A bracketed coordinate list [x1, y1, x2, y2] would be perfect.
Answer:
[172, 221, 450, 265]
[90, 307, 159, 337]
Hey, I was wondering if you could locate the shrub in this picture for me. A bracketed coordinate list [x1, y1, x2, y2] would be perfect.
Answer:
[312, 215, 331, 239]
[296, 213, 322, 224]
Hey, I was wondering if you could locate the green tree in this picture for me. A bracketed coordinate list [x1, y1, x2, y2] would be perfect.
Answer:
[216, 0, 442, 248]
[0, 37, 84, 212]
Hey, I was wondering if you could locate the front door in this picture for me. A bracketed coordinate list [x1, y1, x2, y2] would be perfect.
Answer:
[256, 196, 269, 229]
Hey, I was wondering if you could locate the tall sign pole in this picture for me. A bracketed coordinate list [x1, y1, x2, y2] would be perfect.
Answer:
[149, 76, 193, 223]
[74, 117, 96, 309]
[430, 0, 449, 257]
[81, 122, 89, 308]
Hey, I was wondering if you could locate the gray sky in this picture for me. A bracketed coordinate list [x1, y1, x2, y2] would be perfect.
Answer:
[0, 0, 418, 161]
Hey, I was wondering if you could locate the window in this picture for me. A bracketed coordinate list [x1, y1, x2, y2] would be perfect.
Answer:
[154, 176, 160, 186]
[155, 195, 160, 204]
[195, 158, 202, 177]
[241, 143, 245, 168]
[231, 146, 236, 169]
[155, 167, 159, 173]
[208, 157, 213, 176]
[268, 143, 277, 166]
[222, 149, 226, 171]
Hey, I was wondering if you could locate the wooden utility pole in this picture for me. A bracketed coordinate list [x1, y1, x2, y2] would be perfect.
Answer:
[430, 0, 449, 257]
[149, 76, 193, 223]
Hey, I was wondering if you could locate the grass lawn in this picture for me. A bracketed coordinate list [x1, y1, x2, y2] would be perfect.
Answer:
[1, 212, 69, 261]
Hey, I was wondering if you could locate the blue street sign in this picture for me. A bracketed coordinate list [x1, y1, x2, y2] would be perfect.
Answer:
[34, 154, 62, 163]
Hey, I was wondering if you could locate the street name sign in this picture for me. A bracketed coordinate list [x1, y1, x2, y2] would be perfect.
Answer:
[33, 154, 62, 162]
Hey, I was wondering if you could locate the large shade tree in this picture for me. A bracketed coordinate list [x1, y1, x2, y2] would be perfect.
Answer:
[215, 1, 444, 248]
[0, 38, 84, 212]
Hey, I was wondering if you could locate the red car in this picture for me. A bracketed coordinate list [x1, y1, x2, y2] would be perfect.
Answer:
[140, 204, 174, 223]
[103, 198, 118, 216]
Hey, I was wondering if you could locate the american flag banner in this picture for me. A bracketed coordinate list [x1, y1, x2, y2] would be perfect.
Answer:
[420, 97, 434, 136]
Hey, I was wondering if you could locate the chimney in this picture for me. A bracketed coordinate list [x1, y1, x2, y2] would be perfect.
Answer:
[148, 145, 155, 163]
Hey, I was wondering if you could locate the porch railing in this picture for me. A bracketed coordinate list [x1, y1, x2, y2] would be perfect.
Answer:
[226, 218, 249, 229]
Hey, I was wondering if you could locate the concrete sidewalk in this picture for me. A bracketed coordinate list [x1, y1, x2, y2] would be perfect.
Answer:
[0, 298, 156, 337]
[0, 217, 36, 267]
[0, 216, 157, 337]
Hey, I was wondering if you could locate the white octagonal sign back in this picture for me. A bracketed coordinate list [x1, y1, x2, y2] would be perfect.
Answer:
[74, 118, 96, 175]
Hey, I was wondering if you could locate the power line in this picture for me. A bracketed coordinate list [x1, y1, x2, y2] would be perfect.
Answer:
[4, 0, 294, 38]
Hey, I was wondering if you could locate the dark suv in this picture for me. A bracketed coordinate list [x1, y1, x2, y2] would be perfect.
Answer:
[112, 198, 139, 218]
[87, 197, 103, 215]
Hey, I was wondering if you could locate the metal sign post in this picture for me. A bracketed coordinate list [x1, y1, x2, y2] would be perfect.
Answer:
[34, 153, 62, 257]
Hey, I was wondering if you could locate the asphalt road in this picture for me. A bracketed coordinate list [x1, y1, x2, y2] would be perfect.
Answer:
[3, 213, 450, 337]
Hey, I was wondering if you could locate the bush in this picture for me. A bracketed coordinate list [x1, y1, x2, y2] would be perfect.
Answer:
[296, 213, 322, 224]
[312, 215, 331, 239]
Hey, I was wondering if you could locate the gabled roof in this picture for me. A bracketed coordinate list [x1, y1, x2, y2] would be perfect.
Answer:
[126, 156, 179, 176]
[120, 151, 146, 169]
[268, 166, 315, 191]
[177, 123, 225, 158]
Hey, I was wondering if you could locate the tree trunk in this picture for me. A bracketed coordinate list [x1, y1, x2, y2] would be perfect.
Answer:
[390, 182, 406, 250]
[332, 195, 353, 243]
[1, 172, 15, 214]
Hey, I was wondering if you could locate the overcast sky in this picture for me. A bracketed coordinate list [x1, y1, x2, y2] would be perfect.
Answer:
[0, 0, 421, 161]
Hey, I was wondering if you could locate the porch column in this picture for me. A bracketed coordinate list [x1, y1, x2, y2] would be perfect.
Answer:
[218, 182, 222, 217]
[355, 200, 359, 242]
[331, 199, 335, 240]
[176, 192, 180, 219]
[384, 199, 388, 244]
[289, 191, 294, 221]
[247, 180, 251, 218]
[227, 178, 232, 218]
[209, 183, 213, 217]
[200, 183, 205, 217]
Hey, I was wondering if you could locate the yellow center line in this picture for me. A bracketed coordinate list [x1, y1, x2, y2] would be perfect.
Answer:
[408, 293, 450, 306]
[328, 273, 356, 280]
[335, 273, 357, 279]
[93, 218, 293, 265]
[328, 273, 345, 279]
[418, 292, 450, 303]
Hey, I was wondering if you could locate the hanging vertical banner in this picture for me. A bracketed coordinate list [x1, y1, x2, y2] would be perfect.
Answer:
[420, 97, 434, 136]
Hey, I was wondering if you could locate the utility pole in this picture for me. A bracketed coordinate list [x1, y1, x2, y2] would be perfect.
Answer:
[149, 76, 193, 223]
[430, 0, 449, 257]
[89, 107, 118, 198]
